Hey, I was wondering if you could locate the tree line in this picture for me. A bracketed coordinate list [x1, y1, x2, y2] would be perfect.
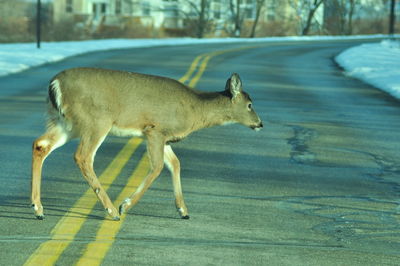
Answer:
[0, 0, 397, 42]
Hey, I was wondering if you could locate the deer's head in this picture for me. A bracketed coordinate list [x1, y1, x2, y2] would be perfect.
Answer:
[225, 73, 263, 131]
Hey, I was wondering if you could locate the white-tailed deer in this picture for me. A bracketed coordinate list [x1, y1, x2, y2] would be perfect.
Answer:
[31, 68, 263, 221]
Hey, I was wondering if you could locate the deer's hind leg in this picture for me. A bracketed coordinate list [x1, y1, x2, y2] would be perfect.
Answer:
[32, 124, 69, 220]
[74, 126, 120, 221]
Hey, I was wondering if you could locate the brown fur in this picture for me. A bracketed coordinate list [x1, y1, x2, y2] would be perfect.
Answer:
[31, 68, 263, 220]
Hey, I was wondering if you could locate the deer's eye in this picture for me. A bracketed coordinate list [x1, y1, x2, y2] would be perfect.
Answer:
[247, 103, 252, 110]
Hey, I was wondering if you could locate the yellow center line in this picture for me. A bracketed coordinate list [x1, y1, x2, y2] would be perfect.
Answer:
[179, 54, 204, 84]
[75, 154, 150, 266]
[24, 138, 143, 266]
[24, 51, 207, 266]
[188, 55, 211, 88]
[73, 48, 233, 266]
[25, 44, 260, 266]
[188, 45, 262, 88]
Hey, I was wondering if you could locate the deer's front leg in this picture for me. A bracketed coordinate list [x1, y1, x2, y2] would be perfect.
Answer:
[119, 132, 165, 215]
[164, 145, 189, 219]
[74, 129, 120, 221]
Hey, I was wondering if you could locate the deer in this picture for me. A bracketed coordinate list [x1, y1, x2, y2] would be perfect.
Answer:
[31, 67, 263, 221]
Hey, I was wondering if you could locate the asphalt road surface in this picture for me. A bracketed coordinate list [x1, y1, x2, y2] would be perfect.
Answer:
[0, 40, 399, 265]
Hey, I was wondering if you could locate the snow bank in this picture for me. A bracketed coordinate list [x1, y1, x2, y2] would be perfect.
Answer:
[1, 35, 400, 101]
[0, 34, 391, 77]
[335, 39, 400, 100]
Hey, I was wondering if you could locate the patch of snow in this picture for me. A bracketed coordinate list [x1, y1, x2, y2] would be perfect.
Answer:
[336, 39, 400, 100]
[0, 34, 393, 78]
[2, 35, 400, 101]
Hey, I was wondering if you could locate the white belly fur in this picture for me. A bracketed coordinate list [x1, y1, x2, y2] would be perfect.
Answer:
[110, 126, 143, 137]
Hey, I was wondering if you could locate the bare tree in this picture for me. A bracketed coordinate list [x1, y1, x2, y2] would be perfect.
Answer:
[290, 0, 325, 35]
[249, 0, 266, 38]
[346, 0, 357, 35]
[302, 0, 325, 35]
[181, 0, 211, 38]
[389, 0, 396, 35]
[229, 0, 245, 37]
[334, 0, 360, 35]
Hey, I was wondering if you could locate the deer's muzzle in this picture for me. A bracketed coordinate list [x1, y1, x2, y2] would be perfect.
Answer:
[251, 121, 263, 131]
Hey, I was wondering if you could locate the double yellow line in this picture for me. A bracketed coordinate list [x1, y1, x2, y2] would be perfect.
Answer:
[181, 50, 234, 87]
[24, 138, 144, 266]
[180, 45, 260, 87]
[24, 48, 227, 266]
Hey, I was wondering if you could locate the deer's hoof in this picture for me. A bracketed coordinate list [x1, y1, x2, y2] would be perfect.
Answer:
[32, 204, 44, 220]
[177, 207, 189, 219]
[105, 207, 120, 221]
[119, 198, 131, 215]
[118, 204, 124, 215]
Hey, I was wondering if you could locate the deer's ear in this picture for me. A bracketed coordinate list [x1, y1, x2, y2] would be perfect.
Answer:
[225, 73, 242, 99]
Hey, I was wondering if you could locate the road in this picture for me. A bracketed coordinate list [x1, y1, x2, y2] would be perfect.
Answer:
[0, 40, 399, 265]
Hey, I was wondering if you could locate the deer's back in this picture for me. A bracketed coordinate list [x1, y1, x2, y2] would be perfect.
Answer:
[52, 68, 201, 135]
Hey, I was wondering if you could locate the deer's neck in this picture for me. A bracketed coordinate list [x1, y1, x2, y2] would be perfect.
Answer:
[194, 91, 233, 130]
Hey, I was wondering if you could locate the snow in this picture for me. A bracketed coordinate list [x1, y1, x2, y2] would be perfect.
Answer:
[335, 39, 400, 100]
[0, 34, 399, 101]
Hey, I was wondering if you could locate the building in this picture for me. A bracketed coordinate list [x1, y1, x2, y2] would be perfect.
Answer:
[51, 0, 330, 37]
[53, 0, 183, 30]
